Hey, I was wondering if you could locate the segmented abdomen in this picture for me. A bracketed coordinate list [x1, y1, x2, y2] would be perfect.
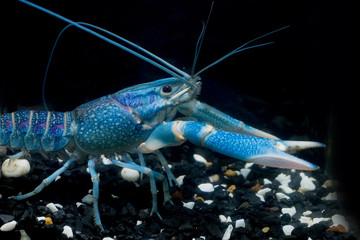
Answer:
[0, 110, 75, 151]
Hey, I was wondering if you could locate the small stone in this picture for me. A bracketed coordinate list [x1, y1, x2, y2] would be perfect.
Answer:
[183, 201, 195, 210]
[227, 185, 236, 193]
[244, 163, 254, 168]
[326, 224, 347, 233]
[208, 174, 220, 183]
[263, 178, 272, 185]
[46, 203, 59, 213]
[276, 173, 291, 185]
[76, 202, 84, 208]
[240, 168, 251, 179]
[219, 215, 227, 223]
[0, 214, 14, 223]
[205, 162, 213, 167]
[282, 225, 294, 236]
[44, 217, 53, 226]
[256, 188, 271, 202]
[62, 225, 73, 238]
[262, 227, 270, 233]
[171, 190, 184, 201]
[2, 158, 30, 178]
[281, 206, 296, 217]
[224, 169, 237, 177]
[222, 224, 233, 240]
[279, 185, 295, 194]
[193, 154, 207, 163]
[0, 220, 17, 231]
[276, 192, 290, 201]
[36, 216, 46, 222]
[303, 210, 312, 216]
[176, 175, 186, 186]
[81, 194, 93, 204]
[195, 196, 205, 202]
[19, 229, 31, 240]
[299, 172, 316, 192]
[121, 167, 140, 182]
[198, 183, 214, 192]
[321, 192, 337, 201]
[250, 183, 263, 192]
[235, 219, 245, 228]
[331, 214, 349, 232]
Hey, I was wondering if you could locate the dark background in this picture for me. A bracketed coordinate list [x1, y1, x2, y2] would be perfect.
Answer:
[4, 0, 358, 226]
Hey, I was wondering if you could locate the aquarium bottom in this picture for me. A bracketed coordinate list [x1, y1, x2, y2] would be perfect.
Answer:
[0, 147, 359, 240]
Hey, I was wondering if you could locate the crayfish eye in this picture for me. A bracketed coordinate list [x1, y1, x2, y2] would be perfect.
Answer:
[161, 85, 173, 96]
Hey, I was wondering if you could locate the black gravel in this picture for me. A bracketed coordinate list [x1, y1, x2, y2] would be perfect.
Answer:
[0, 145, 359, 240]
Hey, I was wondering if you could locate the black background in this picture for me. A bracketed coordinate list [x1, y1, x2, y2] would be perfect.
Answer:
[4, 0, 358, 226]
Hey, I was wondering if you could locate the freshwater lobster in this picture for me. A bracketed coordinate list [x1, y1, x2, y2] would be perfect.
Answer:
[2, 0, 325, 231]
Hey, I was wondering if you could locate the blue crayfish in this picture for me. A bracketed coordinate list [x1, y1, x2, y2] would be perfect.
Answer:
[1, 0, 325, 231]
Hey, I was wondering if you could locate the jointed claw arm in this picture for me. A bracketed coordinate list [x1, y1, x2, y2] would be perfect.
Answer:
[178, 100, 279, 140]
[137, 120, 325, 171]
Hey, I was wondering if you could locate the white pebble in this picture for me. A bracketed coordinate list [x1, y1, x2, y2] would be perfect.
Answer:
[263, 178, 272, 185]
[299, 172, 316, 192]
[222, 224, 233, 240]
[322, 192, 337, 201]
[37, 216, 46, 221]
[219, 215, 227, 223]
[0, 220, 17, 231]
[103, 238, 114, 240]
[20, 229, 31, 240]
[282, 225, 294, 236]
[121, 168, 140, 182]
[1, 158, 30, 178]
[256, 188, 271, 202]
[303, 210, 312, 216]
[198, 183, 214, 192]
[279, 185, 295, 194]
[136, 220, 142, 226]
[183, 201, 195, 210]
[276, 173, 295, 194]
[204, 200, 213, 205]
[299, 216, 313, 226]
[275, 173, 291, 185]
[62, 225, 73, 238]
[82, 194, 93, 204]
[331, 214, 349, 232]
[76, 202, 84, 208]
[100, 155, 112, 165]
[193, 154, 207, 164]
[244, 163, 254, 168]
[46, 203, 59, 213]
[281, 206, 296, 217]
[176, 175, 186, 186]
[300, 216, 330, 227]
[235, 219, 245, 228]
[240, 168, 251, 179]
[276, 192, 290, 201]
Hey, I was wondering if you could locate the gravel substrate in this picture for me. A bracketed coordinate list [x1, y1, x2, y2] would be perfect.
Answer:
[0, 145, 359, 240]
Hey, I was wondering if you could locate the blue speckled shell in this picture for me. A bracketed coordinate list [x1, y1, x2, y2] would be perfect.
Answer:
[73, 95, 152, 154]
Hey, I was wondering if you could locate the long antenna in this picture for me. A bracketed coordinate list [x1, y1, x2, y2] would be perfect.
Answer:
[19, 0, 193, 86]
[194, 25, 290, 77]
[191, 2, 214, 76]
